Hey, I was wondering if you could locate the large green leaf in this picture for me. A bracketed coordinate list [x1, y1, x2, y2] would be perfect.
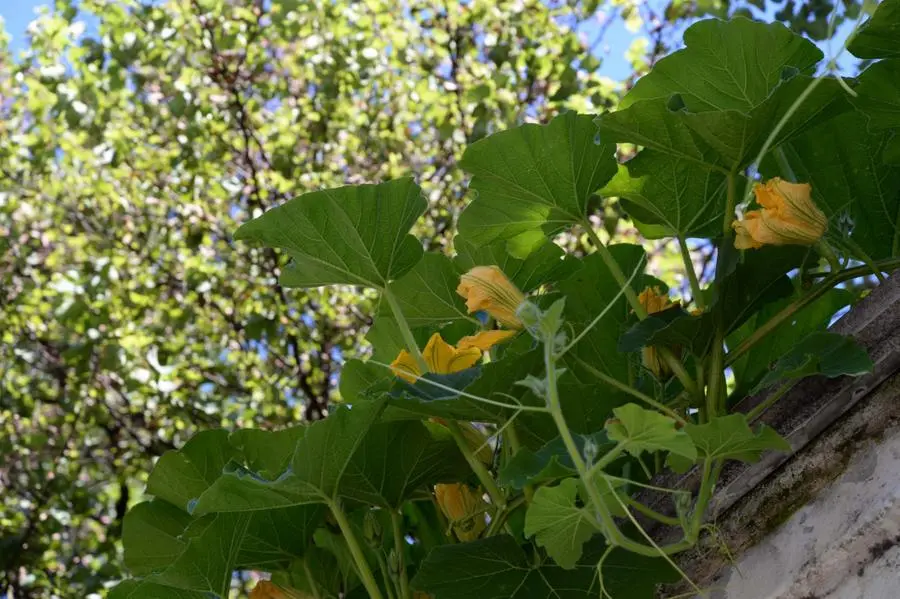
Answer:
[411, 535, 677, 599]
[457, 111, 618, 258]
[340, 420, 469, 509]
[499, 432, 612, 489]
[754, 331, 873, 392]
[146, 430, 237, 512]
[383, 252, 476, 328]
[601, 151, 728, 239]
[557, 245, 649, 383]
[848, 0, 900, 59]
[234, 177, 426, 288]
[598, 19, 840, 172]
[683, 414, 790, 463]
[124, 510, 250, 597]
[193, 400, 387, 513]
[108, 580, 209, 599]
[619, 18, 821, 112]
[123, 500, 193, 575]
[850, 60, 900, 131]
[606, 403, 696, 461]
[769, 109, 900, 259]
[524, 479, 599, 569]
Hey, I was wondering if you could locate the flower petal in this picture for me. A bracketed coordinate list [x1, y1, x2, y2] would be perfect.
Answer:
[457, 329, 517, 351]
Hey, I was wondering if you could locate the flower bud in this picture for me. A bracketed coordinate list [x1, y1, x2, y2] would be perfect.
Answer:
[638, 287, 675, 379]
[363, 510, 382, 548]
[434, 483, 488, 542]
[733, 178, 826, 250]
[457, 266, 526, 329]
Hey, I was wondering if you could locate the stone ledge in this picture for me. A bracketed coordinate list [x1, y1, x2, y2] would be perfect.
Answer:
[645, 271, 900, 596]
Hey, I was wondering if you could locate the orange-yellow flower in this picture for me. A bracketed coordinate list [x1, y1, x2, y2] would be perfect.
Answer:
[456, 266, 525, 329]
[434, 482, 488, 541]
[249, 581, 306, 599]
[456, 329, 517, 350]
[390, 333, 481, 383]
[733, 178, 826, 250]
[638, 286, 675, 379]
[389, 330, 516, 383]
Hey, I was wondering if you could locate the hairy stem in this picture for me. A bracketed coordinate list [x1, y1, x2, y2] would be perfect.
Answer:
[582, 222, 700, 397]
[544, 340, 688, 557]
[746, 380, 796, 422]
[678, 235, 705, 310]
[382, 287, 429, 374]
[571, 355, 686, 424]
[446, 420, 505, 509]
[391, 511, 411, 599]
[303, 557, 323, 599]
[328, 499, 384, 599]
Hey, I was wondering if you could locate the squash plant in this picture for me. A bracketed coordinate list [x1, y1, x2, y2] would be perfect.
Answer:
[111, 3, 900, 598]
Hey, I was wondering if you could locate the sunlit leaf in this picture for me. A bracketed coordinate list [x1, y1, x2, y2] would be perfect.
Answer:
[234, 178, 426, 289]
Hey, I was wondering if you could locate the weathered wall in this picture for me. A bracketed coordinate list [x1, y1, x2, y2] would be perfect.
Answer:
[705, 374, 900, 599]
[651, 272, 900, 599]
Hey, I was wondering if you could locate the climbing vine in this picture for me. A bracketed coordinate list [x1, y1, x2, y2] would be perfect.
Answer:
[113, 2, 900, 598]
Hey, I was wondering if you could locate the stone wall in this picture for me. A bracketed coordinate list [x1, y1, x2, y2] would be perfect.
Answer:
[654, 272, 900, 598]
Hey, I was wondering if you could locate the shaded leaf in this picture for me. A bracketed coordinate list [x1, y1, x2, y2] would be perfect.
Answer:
[848, 0, 900, 59]
[341, 421, 469, 508]
[499, 432, 611, 489]
[754, 331, 873, 392]
[728, 289, 853, 397]
[412, 535, 677, 599]
[602, 151, 727, 239]
[851, 60, 900, 132]
[384, 252, 476, 328]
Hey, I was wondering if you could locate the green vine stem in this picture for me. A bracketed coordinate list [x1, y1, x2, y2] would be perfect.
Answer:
[382, 287, 429, 374]
[581, 221, 700, 398]
[569, 355, 687, 425]
[391, 511, 411, 599]
[543, 338, 690, 558]
[327, 498, 385, 599]
[745, 380, 796, 422]
[505, 422, 534, 503]
[375, 551, 397, 599]
[677, 235, 705, 310]
[382, 287, 506, 508]
[725, 257, 900, 367]
[302, 557, 324, 599]
[445, 420, 505, 509]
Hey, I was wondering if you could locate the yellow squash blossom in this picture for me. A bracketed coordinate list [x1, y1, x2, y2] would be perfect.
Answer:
[434, 482, 488, 542]
[638, 286, 675, 379]
[390, 330, 516, 383]
[249, 581, 308, 599]
[733, 178, 827, 250]
[456, 266, 526, 329]
[390, 332, 482, 383]
[457, 329, 517, 350]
